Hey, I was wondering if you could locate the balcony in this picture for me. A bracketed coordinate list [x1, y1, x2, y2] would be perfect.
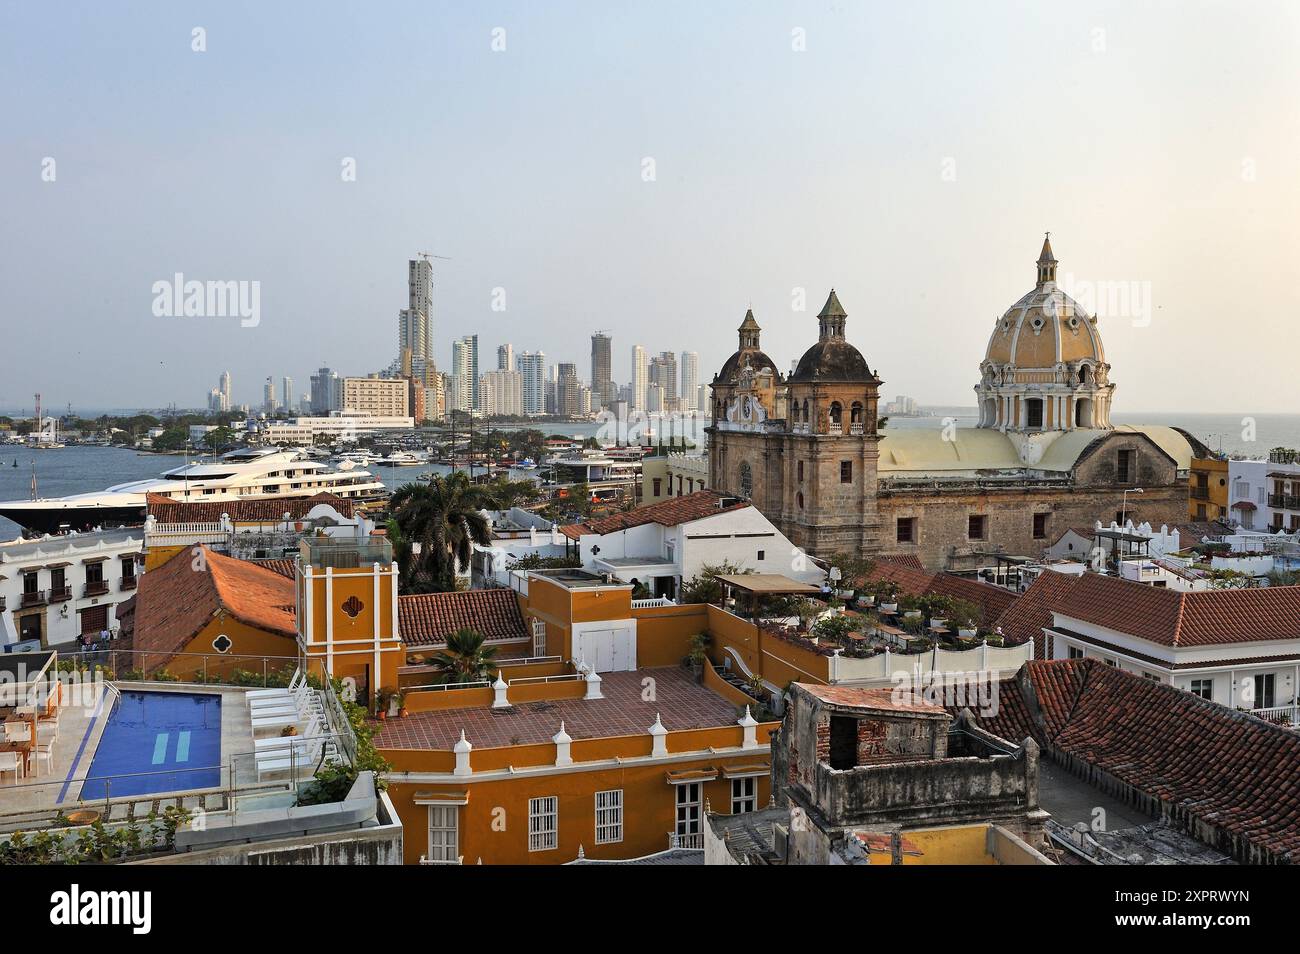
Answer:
[1269, 494, 1300, 510]
[826, 424, 843, 436]
[48, 585, 73, 603]
[20, 590, 47, 608]
[1191, 486, 1209, 501]
[1250, 705, 1299, 728]
[849, 422, 865, 435]
[83, 581, 110, 597]
[668, 832, 704, 850]
[120, 576, 138, 591]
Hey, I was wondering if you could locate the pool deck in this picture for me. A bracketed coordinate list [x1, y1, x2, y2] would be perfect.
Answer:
[0, 683, 260, 826]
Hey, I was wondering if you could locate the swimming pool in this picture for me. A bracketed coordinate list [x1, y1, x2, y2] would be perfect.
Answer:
[80, 691, 222, 799]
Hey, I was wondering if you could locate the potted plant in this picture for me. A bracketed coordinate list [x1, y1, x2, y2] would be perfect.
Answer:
[280, 724, 298, 737]
[683, 633, 712, 681]
[900, 595, 923, 620]
[395, 690, 409, 718]
[874, 581, 899, 613]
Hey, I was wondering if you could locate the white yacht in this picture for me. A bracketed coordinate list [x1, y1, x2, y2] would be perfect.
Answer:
[0, 447, 388, 534]
[377, 450, 426, 467]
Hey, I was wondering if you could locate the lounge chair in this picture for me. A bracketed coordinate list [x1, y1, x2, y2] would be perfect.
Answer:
[245, 669, 305, 702]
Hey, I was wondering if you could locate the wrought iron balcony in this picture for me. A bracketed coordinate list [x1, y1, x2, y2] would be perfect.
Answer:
[20, 590, 47, 608]
[83, 581, 110, 597]
[48, 585, 73, 602]
[119, 576, 138, 591]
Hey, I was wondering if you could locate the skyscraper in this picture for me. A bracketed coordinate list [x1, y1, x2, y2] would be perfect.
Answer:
[310, 367, 340, 414]
[631, 345, 648, 411]
[263, 377, 277, 413]
[591, 332, 613, 409]
[680, 351, 699, 411]
[398, 257, 434, 365]
[517, 351, 545, 415]
[497, 343, 514, 371]
[219, 371, 232, 411]
[557, 363, 580, 418]
[452, 337, 476, 413]
[480, 370, 524, 416]
[281, 376, 294, 411]
[650, 352, 678, 408]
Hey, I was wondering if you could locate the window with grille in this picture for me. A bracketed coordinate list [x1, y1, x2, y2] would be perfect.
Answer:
[731, 777, 756, 814]
[427, 805, 459, 862]
[675, 783, 702, 836]
[528, 796, 558, 851]
[595, 789, 623, 844]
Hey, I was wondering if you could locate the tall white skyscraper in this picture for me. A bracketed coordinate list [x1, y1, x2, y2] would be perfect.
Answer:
[680, 351, 699, 411]
[398, 257, 434, 365]
[497, 343, 513, 371]
[631, 345, 648, 411]
[518, 351, 545, 416]
[480, 370, 524, 416]
[263, 377, 277, 413]
[452, 337, 476, 412]
[219, 371, 232, 411]
[281, 376, 294, 411]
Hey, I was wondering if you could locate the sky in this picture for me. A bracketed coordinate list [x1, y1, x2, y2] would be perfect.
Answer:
[1, 0, 1297, 416]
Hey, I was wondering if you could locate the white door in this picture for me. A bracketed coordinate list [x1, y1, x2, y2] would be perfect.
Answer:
[575, 626, 636, 673]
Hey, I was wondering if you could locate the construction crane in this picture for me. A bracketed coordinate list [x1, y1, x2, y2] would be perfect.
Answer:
[416, 251, 452, 263]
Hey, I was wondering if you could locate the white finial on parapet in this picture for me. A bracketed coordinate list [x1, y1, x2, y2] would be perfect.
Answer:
[553, 721, 573, 766]
[584, 668, 603, 700]
[453, 730, 473, 776]
[649, 712, 668, 757]
[738, 705, 759, 749]
[492, 671, 510, 708]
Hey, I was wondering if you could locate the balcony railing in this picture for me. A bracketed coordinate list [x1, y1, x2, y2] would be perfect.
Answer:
[826, 424, 843, 436]
[418, 855, 463, 865]
[849, 422, 865, 435]
[1269, 494, 1300, 510]
[0, 595, 5, 611]
[48, 585, 73, 603]
[20, 590, 47, 608]
[120, 576, 138, 591]
[668, 832, 704, 850]
[1191, 487, 1209, 500]
[1250, 704, 1299, 728]
[83, 581, 110, 597]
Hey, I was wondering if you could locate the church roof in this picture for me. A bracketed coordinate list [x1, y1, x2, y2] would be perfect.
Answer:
[877, 425, 1194, 477]
[716, 348, 779, 384]
[738, 309, 760, 331]
[1037, 233, 1056, 264]
[789, 338, 877, 384]
[817, 288, 846, 319]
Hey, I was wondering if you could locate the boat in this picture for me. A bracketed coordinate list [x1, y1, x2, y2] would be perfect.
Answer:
[0, 447, 389, 534]
[377, 451, 426, 467]
[515, 458, 537, 470]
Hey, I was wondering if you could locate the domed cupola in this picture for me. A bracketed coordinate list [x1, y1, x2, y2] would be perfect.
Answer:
[787, 290, 881, 437]
[712, 309, 783, 429]
[976, 234, 1115, 434]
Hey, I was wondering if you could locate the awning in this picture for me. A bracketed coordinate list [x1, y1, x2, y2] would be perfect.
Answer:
[81, 556, 109, 564]
[665, 768, 718, 785]
[44, 561, 71, 568]
[714, 573, 821, 596]
[1233, 501, 1257, 511]
[413, 790, 469, 806]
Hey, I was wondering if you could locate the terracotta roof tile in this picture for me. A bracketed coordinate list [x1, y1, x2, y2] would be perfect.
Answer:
[146, 492, 354, 523]
[398, 588, 530, 647]
[576, 490, 748, 536]
[250, 558, 298, 579]
[128, 546, 297, 664]
[1054, 573, 1300, 647]
[992, 570, 1082, 656]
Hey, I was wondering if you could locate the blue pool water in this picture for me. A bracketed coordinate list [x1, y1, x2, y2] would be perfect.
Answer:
[80, 692, 222, 798]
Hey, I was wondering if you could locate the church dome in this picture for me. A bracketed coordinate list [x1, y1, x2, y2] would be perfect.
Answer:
[983, 234, 1105, 370]
[789, 290, 879, 384]
[715, 309, 779, 384]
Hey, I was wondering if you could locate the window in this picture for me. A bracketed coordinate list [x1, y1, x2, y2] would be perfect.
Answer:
[675, 783, 702, 840]
[86, 562, 104, 585]
[731, 777, 757, 814]
[796, 492, 804, 509]
[1026, 398, 1044, 429]
[1117, 449, 1135, 484]
[756, 550, 765, 562]
[22, 571, 38, 595]
[1033, 513, 1049, 539]
[1104, 657, 1118, 667]
[1196, 504, 1207, 520]
[896, 517, 914, 543]
[528, 796, 558, 851]
[1252, 673, 1276, 709]
[531, 618, 547, 657]
[1142, 672, 1159, 681]
[840, 460, 852, 483]
[968, 515, 986, 540]
[121, 556, 136, 581]
[828, 401, 842, 426]
[1189, 678, 1213, 700]
[738, 462, 753, 498]
[797, 460, 804, 482]
[426, 805, 459, 862]
[829, 716, 858, 769]
[595, 789, 623, 844]
[1068, 646, 1084, 660]
[652, 477, 662, 497]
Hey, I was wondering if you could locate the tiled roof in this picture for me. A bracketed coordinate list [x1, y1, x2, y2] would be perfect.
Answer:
[877, 554, 925, 572]
[1007, 660, 1300, 863]
[865, 561, 1017, 626]
[1172, 520, 1234, 544]
[250, 558, 298, 579]
[992, 571, 1082, 656]
[398, 588, 530, 647]
[146, 492, 355, 523]
[128, 546, 297, 663]
[574, 490, 748, 537]
[1053, 573, 1300, 647]
[373, 667, 741, 749]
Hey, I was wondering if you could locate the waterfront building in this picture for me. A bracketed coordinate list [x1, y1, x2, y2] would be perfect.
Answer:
[0, 528, 143, 650]
[591, 332, 613, 408]
[480, 370, 524, 417]
[518, 351, 545, 416]
[497, 342, 513, 371]
[650, 352, 677, 409]
[680, 351, 699, 411]
[340, 376, 409, 418]
[452, 336, 478, 412]
[399, 257, 435, 367]
[631, 345, 648, 412]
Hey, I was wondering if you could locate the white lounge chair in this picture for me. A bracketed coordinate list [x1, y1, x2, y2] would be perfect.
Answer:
[256, 736, 340, 779]
[253, 716, 322, 751]
[248, 680, 312, 711]
[250, 696, 321, 733]
[245, 669, 305, 703]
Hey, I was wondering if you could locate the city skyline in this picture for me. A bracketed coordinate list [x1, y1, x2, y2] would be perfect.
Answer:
[3, 3, 1298, 416]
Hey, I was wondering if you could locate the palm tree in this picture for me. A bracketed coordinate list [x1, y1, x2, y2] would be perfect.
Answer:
[430, 628, 498, 684]
[390, 472, 499, 592]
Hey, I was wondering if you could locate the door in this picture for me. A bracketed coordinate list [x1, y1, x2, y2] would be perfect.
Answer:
[80, 604, 108, 637]
[574, 627, 636, 673]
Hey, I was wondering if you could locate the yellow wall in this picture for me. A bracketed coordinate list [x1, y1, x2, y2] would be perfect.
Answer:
[143, 615, 297, 679]
[1189, 457, 1229, 521]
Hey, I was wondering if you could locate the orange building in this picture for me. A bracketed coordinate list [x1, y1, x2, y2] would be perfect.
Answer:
[374, 568, 779, 865]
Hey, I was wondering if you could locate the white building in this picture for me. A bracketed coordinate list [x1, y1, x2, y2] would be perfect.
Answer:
[518, 351, 545, 416]
[340, 376, 409, 418]
[680, 351, 699, 411]
[631, 345, 648, 412]
[0, 528, 144, 650]
[259, 414, 414, 443]
[1043, 572, 1300, 726]
[1228, 458, 1269, 530]
[480, 370, 524, 417]
[399, 257, 435, 365]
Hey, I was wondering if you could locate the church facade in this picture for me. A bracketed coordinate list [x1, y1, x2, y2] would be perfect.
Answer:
[706, 237, 1200, 570]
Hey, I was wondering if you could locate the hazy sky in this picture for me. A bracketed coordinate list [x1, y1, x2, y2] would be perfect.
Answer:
[2, 1, 1297, 415]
